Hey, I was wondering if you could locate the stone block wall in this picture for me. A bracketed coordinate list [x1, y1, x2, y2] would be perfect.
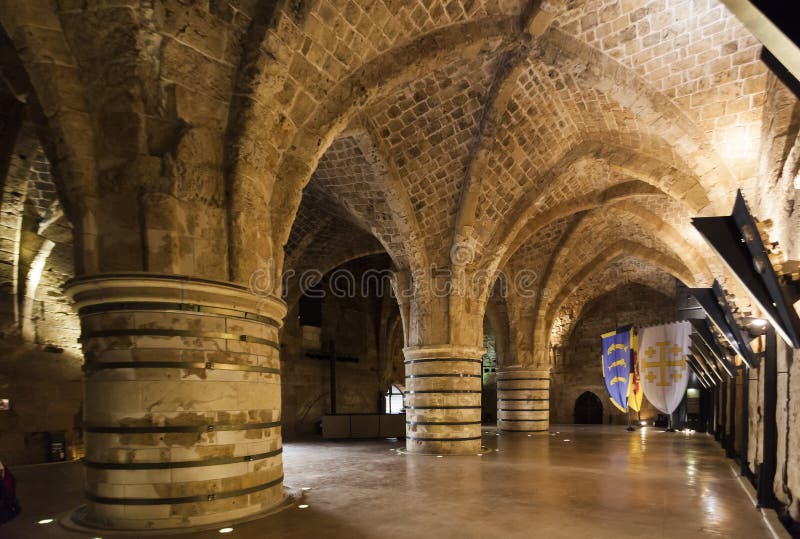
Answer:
[742, 73, 800, 522]
[279, 258, 404, 438]
[0, 137, 82, 465]
[550, 282, 675, 425]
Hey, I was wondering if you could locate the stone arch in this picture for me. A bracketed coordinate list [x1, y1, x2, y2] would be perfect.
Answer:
[0, 16, 96, 272]
[512, 179, 658, 244]
[544, 203, 710, 290]
[545, 243, 692, 324]
[574, 391, 603, 424]
[284, 242, 388, 310]
[226, 15, 521, 281]
[458, 30, 738, 264]
[302, 126, 428, 272]
[480, 138, 708, 277]
[480, 172, 707, 285]
[0, 8, 96, 208]
[535, 29, 737, 204]
[533, 242, 692, 365]
[484, 289, 511, 370]
[554, 274, 676, 353]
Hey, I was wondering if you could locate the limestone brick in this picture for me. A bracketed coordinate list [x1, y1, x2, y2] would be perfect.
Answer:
[66, 275, 287, 530]
[1, 0, 799, 523]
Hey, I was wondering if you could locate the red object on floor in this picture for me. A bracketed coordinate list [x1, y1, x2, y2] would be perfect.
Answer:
[0, 465, 21, 524]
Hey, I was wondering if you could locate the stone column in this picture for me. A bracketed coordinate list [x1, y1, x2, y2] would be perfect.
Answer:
[404, 345, 484, 454]
[496, 368, 550, 433]
[65, 274, 286, 530]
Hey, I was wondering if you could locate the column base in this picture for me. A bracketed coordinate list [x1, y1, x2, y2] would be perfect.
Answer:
[63, 487, 301, 534]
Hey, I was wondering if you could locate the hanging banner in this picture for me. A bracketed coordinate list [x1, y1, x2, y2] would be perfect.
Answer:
[627, 327, 644, 412]
[601, 326, 634, 412]
[638, 321, 691, 414]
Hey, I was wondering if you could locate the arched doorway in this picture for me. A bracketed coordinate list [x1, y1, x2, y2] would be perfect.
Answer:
[574, 392, 603, 424]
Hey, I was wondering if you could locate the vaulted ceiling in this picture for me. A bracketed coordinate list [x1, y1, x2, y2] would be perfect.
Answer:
[1, 0, 772, 351]
[285, 0, 766, 350]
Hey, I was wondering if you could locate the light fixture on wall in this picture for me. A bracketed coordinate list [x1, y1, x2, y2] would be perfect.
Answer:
[750, 318, 768, 328]
[692, 190, 800, 349]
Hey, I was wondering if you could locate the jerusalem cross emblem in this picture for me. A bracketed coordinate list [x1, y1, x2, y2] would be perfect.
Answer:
[643, 341, 685, 387]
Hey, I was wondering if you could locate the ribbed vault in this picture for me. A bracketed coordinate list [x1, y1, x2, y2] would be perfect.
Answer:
[550, 256, 677, 349]
[0, 0, 771, 360]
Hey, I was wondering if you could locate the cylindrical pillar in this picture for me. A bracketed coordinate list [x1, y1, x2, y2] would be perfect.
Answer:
[403, 346, 483, 454]
[66, 274, 287, 530]
[496, 369, 550, 433]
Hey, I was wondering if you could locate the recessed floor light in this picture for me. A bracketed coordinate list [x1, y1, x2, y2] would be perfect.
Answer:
[299, 504, 309, 509]
[436, 455, 443, 458]
[37, 519, 54, 525]
[219, 528, 234, 534]
[563, 439, 571, 442]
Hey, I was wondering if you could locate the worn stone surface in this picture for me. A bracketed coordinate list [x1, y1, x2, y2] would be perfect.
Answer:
[0, 0, 799, 530]
[0, 426, 780, 539]
[66, 275, 286, 529]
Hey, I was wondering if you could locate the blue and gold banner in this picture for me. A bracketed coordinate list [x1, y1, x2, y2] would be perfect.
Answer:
[601, 326, 634, 413]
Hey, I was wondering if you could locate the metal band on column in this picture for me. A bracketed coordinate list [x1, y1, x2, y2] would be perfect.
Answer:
[403, 346, 484, 454]
[66, 274, 287, 530]
[496, 369, 550, 433]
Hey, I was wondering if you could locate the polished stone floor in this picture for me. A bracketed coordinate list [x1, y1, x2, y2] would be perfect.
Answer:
[2, 425, 775, 538]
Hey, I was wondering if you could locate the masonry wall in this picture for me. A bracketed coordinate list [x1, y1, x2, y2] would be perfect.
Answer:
[743, 73, 800, 522]
[279, 259, 404, 438]
[0, 172, 81, 464]
[550, 283, 674, 425]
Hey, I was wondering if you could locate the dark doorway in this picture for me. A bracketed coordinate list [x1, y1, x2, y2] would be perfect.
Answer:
[574, 391, 603, 424]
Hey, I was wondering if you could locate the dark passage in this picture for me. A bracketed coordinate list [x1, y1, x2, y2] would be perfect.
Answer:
[574, 391, 603, 424]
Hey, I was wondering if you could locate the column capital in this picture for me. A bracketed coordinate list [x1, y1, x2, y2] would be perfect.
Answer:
[497, 365, 551, 375]
[403, 344, 486, 361]
[65, 272, 287, 324]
